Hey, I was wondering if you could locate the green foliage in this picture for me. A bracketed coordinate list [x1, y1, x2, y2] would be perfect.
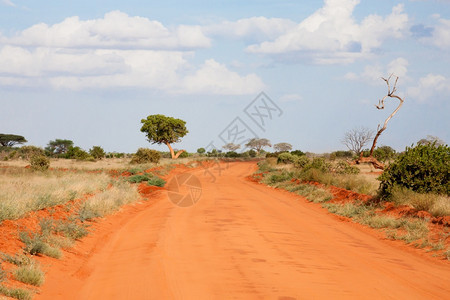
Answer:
[89, 146, 106, 159]
[248, 149, 257, 157]
[65, 146, 90, 160]
[225, 151, 240, 158]
[294, 156, 310, 168]
[304, 157, 331, 173]
[177, 150, 189, 158]
[331, 150, 353, 158]
[334, 161, 360, 174]
[130, 148, 160, 164]
[290, 150, 305, 156]
[45, 139, 73, 156]
[277, 152, 297, 164]
[30, 155, 50, 171]
[379, 143, 449, 196]
[127, 173, 165, 187]
[0, 134, 27, 147]
[197, 147, 205, 154]
[373, 145, 396, 162]
[140, 114, 188, 145]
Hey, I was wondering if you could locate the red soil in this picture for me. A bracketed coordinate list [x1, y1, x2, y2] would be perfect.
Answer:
[2, 162, 449, 299]
[31, 162, 449, 299]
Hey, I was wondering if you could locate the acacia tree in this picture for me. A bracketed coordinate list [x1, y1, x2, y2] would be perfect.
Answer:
[223, 143, 240, 152]
[245, 138, 271, 154]
[45, 139, 73, 156]
[140, 114, 188, 159]
[274, 142, 293, 152]
[418, 135, 445, 147]
[341, 127, 374, 156]
[0, 134, 27, 147]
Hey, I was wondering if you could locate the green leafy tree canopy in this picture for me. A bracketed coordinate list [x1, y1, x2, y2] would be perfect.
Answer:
[0, 134, 27, 147]
[46, 139, 74, 156]
[140, 114, 188, 159]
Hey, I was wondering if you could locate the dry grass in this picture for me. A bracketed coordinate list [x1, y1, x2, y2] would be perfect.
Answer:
[390, 187, 450, 217]
[0, 167, 112, 222]
[78, 181, 141, 221]
[13, 262, 44, 287]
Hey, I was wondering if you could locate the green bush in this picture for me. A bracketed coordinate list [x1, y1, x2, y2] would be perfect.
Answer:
[66, 146, 90, 160]
[379, 143, 449, 196]
[334, 161, 360, 174]
[127, 174, 165, 187]
[19, 146, 45, 160]
[304, 157, 331, 173]
[290, 150, 305, 156]
[293, 156, 310, 168]
[277, 152, 296, 164]
[30, 155, 50, 171]
[130, 148, 160, 164]
[89, 146, 106, 159]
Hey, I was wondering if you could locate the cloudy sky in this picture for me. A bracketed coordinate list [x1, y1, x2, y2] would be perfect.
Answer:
[1, 0, 449, 153]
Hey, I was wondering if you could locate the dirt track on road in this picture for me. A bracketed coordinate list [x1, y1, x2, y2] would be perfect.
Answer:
[37, 162, 450, 299]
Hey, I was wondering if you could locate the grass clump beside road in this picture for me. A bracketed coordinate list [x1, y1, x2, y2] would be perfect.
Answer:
[127, 173, 166, 187]
[13, 263, 44, 287]
[0, 285, 32, 300]
[78, 181, 141, 221]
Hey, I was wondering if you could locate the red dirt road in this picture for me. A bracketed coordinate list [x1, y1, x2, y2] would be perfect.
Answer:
[37, 162, 450, 299]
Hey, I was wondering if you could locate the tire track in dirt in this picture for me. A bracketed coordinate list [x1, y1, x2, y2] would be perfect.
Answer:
[37, 162, 450, 299]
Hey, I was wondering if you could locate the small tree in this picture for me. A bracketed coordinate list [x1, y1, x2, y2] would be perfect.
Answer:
[274, 142, 292, 152]
[417, 135, 445, 147]
[197, 147, 206, 154]
[245, 138, 271, 154]
[0, 134, 27, 147]
[46, 139, 74, 156]
[140, 114, 188, 159]
[341, 127, 374, 156]
[89, 146, 106, 160]
[223, 143, 240, 152]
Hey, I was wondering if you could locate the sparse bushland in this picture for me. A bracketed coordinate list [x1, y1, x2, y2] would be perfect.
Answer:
[256, 155, 448, 258]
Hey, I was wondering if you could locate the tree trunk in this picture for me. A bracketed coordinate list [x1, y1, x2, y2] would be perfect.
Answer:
[165, 142, 185, 159]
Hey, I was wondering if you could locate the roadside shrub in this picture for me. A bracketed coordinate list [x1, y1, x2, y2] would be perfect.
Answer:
[127, 174, 165, 187]
[178, 151, 189, 158]
[373, 145, 396, 162]
[1, 253, 33, 266]
[334, 161, 360, 174]
[379, 143, 449, 196]
[293, 156, 310, 168]
[30, 155, 50, 171]
[130, 148, 160, 164]
[304, 157, 331, 173]
[89, 146, 105, 159]
[225, 151, 240, 158]
[248, 149, 257, 158]
[277, 152, 296, 164]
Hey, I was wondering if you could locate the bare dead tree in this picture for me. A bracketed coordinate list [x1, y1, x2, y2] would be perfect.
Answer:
[341, 127, 374, 156]
[356, 74, 404, 170]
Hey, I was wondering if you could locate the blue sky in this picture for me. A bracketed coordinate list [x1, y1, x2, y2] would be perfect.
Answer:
[1, 0, 449, 154]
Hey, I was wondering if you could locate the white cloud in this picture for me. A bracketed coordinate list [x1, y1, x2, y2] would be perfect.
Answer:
[1, 0, 15, 7]
[344, 57, 409, 84]
[179, 59, 265, 95]
[423, 17, 450, 48]
[247, 0, 408, 64]
[2, 11, 211, 50]
[205, 17, 296, 42]
[0, 11, 264, 95]
[407, 73, 450, 102]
